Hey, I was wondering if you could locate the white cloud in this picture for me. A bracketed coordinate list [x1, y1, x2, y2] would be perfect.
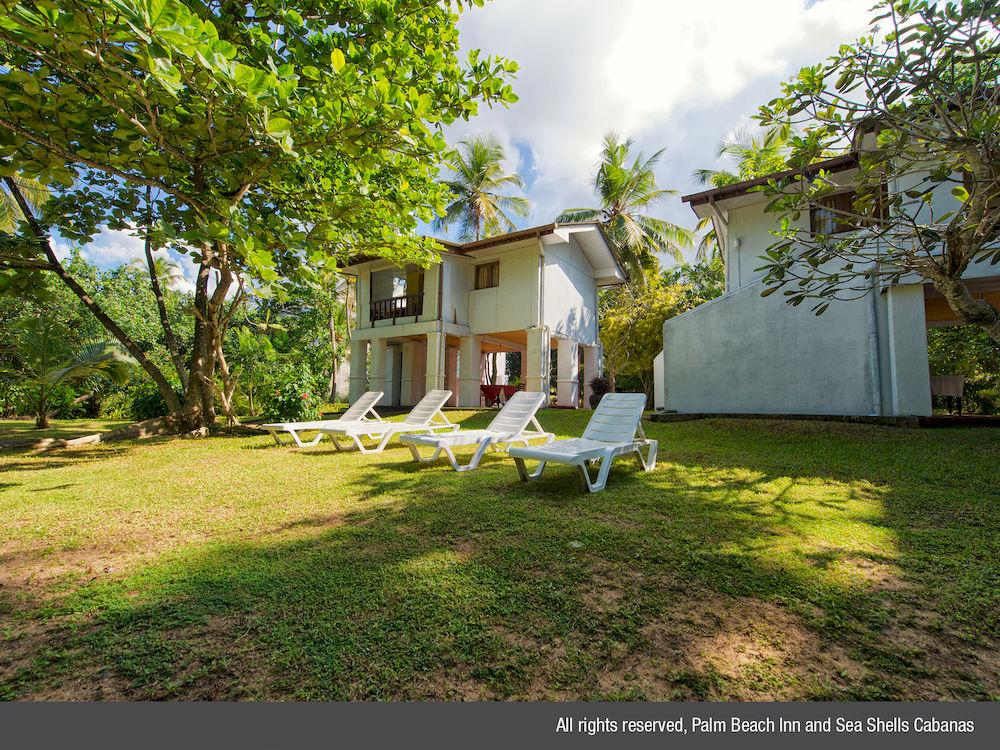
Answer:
[454, 0, 874, 261]
[78, 227, 148, 266]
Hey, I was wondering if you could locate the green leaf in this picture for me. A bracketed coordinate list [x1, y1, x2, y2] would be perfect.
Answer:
[330, 49, 346, 72]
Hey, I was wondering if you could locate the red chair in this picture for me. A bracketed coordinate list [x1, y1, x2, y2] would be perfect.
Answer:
[480, 384, 503, 407]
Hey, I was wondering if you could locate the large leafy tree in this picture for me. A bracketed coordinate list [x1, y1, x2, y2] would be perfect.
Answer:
[755, 0, 1000, 343]
[559, 131, 692, 278]
[598, 275, 687, 399]
[434, 134, 530, 241]
[0, 0, 516, 431]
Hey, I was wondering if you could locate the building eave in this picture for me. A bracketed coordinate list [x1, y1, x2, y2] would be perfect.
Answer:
[681, 153, 860, 210]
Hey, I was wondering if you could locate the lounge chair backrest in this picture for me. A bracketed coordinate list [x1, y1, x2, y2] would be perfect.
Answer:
[486, 391, 547, 434]
[403, 390, 452, 425]
[338, 391, 383, 422]
[582, 393, 647, 444]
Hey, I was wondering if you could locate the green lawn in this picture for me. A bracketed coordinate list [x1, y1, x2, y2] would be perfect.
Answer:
[0, 418, 132, 443]
[0, 411, 997, 700]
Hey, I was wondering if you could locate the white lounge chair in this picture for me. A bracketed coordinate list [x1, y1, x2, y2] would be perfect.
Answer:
[262, 390, 384, 448]
[317, 389, 458, 454]
[399, 391, 554, 472]
[508, 392, 656, 493]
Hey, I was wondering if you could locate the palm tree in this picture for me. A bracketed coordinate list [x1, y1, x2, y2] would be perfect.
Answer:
[692, 126, 791, 188]
[15, 317, 135, 428]
[0, 173, 49, 233]
[558, 132, 692, 279]
[434, 135, 531, 241]
[692, 127, 792, 262]
[129, 252, 184, 291]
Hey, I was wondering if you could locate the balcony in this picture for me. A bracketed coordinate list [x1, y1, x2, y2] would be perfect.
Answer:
[370, 293, 424, 323]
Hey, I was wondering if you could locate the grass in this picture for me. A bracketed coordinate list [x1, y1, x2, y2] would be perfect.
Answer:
[0, 418, 132, 442]
[0, 411, 997, 701]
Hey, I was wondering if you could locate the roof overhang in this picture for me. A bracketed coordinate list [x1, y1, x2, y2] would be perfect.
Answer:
[541, 223, 628, 287]
[680, 153, 860, 217]
[344, 222, 628, 285]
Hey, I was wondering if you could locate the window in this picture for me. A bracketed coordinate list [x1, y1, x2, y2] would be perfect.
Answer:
[810, 188, 888, 235]
[474, 261, 500, 290]
[810, 191, 858, 235]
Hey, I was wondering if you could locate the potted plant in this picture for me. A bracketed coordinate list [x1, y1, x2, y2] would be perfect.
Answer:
[588, 376, 610, 409]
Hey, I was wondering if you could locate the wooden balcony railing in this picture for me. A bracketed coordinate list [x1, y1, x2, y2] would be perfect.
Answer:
[370, 293, 424, 322]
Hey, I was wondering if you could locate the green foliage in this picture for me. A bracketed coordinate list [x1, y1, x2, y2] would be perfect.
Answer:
[600, 262, 725, 399]
[0, 0, 518, 427]
[755, 0, 1000, 341]
[0, 0, 519, 284]
[263, 364, 323, 422]
[663, 259, 726, 308]
[692, 127, 792, 189]
[435, 134, 531, 241]
[558, 132, 693, 277]
[927, 326, 1000, 414]
[14, 315, 136, 427]
[599, 276, 688, 398]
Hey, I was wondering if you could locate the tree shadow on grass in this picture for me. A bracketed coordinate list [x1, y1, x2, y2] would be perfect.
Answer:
[2, 419, 997, 701]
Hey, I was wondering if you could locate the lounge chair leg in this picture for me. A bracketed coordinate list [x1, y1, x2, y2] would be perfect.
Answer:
[636, 440, 658, 471]
[373, 431, 395, 453]
[304, 432, 325, 447]
[454, 439, 492, 472]
[407, 443, 423, 463]
[578, 452, 614, 493]
[514, 457, 546, 482]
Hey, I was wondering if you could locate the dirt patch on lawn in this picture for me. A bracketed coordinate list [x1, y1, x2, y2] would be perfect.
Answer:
[587, 594, 865, 700]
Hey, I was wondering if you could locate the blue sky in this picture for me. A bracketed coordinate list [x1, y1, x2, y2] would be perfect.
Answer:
[60, 0, 874, 283]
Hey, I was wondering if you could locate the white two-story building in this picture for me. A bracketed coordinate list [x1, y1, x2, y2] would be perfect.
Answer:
[661, 146, 1000, 418]
[344, 222, 627, 408]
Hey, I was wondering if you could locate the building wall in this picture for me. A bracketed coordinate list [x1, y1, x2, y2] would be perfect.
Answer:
[663, 279, 884, 416]
[468, 241, 541, 334]
[543, 238, 599, 346]
[440, 256, 471, 327]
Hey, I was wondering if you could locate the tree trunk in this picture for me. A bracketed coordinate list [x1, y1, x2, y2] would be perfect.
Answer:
[933, 275, 1000, 345]
[142, 186, 188, 389]
[3, 176, 185, 422]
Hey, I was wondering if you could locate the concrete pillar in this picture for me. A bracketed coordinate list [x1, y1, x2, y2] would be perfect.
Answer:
[524, 326, 550, 397]
[885, 284, 932, 416]
[368, 338, 388, 396]
[556, 338, 579, 408]
[458, 335, 483, 407]
[399, 342, 417, 407]
[411, 342, 427, 404]
[582, 344, 602, 408]
[445, 346, 459, 406]
[425, 331, 446, 394]
[348, 339, 368, 403]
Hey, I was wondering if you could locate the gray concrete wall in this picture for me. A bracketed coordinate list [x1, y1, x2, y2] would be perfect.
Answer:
[662, 279, 881, 416]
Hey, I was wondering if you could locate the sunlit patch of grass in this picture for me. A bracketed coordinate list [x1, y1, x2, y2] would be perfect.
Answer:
[0, 413, 997, 700]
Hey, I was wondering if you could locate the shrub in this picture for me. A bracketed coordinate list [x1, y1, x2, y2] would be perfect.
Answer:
[98, 390, 135, 420]
[132, 386, 177, 421]
[263, 365, 322, 422]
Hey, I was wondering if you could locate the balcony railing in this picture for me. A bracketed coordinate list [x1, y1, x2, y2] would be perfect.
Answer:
[370, 293, 424, 323]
